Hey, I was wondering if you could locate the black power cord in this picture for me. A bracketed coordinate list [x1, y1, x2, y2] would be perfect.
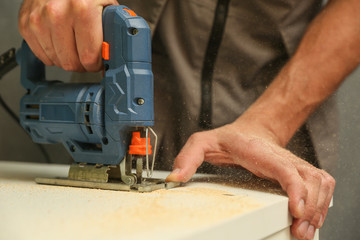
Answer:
[0, 48, 52, 163]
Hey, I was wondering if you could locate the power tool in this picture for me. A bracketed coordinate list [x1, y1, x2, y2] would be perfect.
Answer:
[0, 5, 179, 192]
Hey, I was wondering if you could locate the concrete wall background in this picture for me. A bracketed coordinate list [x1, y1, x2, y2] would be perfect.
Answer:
[0, 1, 359, 239]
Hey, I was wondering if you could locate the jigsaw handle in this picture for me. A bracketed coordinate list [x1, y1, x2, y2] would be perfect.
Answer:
[17, 41, 45, 91]
[102, 6, 152, 70]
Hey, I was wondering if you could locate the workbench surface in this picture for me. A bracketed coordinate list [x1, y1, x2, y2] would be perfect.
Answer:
[0, 161, 309, 240]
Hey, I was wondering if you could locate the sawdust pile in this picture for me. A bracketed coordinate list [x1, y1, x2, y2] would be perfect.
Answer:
[99, 187, 262, 236]
[0, 179, 263, 240]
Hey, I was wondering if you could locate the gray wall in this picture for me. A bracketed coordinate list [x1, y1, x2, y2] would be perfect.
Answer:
[0, 2, 359, 239]
[0, 0, 72, 164]
[321, 67, 360, 239]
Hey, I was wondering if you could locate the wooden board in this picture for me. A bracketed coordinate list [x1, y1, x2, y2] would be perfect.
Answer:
[0, 161, 306, 240]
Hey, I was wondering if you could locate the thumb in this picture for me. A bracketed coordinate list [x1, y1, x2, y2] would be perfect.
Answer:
[166, 132, 213, 182]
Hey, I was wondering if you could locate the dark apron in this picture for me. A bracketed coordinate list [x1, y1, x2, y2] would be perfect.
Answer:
[110, 0, 338, 174]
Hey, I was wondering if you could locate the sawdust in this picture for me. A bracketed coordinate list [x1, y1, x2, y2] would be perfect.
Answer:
[97, 187, 262, 237]
[0, 179, 263, 240]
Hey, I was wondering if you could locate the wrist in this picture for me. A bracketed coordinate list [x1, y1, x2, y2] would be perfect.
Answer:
[235, 65, 318, 147]
[231, 112, 286, 147]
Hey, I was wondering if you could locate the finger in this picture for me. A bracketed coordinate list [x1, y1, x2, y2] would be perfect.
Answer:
[22, 34, 54, 66]
[166, 132, 215, 182]
[32, 5, 62, 66]
[292, 168, 334, 240]
[73, 3, 104, 72]
[73, 0, 123, 72]
[290, 177, 320, 240]
[20, 10, 54, 65]
[318, 172, 335, 227]
[273, 165, 308, 220]
[311, 172, 330, 228]
[291, 218, 310, 240]
[304, 172, 322, 226]
[238, 139, 308, 219]
[48, 3, 85, 72]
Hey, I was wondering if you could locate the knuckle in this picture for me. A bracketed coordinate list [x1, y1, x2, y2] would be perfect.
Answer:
[188, 132, 204, 143]
[45, 1, 63, 23]
[324, 172, 336, 186]
[325, 175, 336, 190]
[72, 0, 90, 15]
[319, 170, 335, 189]
[308, 170, 322, 181]
[28, 12, 42, 31]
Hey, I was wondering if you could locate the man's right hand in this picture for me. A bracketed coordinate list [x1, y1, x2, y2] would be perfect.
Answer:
[18, 0, 118, 72]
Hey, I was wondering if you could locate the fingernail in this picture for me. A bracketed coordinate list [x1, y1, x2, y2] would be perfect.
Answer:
[165, 168, 181, 182]
[298, 221, 309, 239]
[318, 215, 324, 228]
[297, 199, 305, 217]
[305, 225, 315, 240]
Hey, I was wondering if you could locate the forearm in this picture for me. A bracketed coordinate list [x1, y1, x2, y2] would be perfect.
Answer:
[237, 0, 360, 146]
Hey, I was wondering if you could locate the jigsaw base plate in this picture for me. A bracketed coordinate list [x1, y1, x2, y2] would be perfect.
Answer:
[35, 177, 181, 192]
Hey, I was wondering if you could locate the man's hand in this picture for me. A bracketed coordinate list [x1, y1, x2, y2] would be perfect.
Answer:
[167, 0, 359, 238]
[18, 0, 118, 72]
[166, 121, 335, 240]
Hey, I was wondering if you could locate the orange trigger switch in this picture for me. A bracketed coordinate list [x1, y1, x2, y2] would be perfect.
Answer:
[102, 42, 109, 60]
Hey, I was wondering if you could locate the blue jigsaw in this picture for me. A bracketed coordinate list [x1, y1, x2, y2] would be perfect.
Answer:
[13, 5, 178, 191]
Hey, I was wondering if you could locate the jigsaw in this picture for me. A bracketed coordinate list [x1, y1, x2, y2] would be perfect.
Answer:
[0, 5, 179, 192]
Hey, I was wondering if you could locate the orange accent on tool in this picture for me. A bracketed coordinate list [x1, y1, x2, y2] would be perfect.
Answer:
[102, 42, 109, 60]
[123, 8, 137, 17]
[129, 131, 152, 155]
